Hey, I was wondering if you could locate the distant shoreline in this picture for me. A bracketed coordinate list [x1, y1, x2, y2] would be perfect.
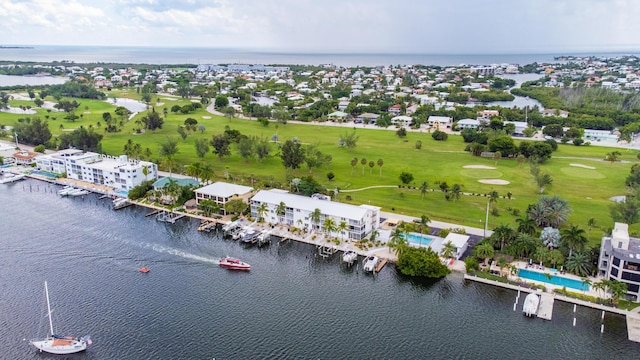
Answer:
[0, 46, 33, 49]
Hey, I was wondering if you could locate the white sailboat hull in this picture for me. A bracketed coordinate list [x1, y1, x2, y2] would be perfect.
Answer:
[31, 338, 87, 354]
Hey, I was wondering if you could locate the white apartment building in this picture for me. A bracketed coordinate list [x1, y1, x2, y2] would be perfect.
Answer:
[37, 150, 158, 191]
[250, 190, 380, 241]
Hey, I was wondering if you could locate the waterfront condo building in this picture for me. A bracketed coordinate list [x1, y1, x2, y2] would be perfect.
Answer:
[250, 189, 380, 240]
[194, 182, 254, 215]
[598, 222, 640, 302]
[36, 149, 158, 191]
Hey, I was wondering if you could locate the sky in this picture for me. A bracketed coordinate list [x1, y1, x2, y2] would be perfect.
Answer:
[1, 0, 640, 54]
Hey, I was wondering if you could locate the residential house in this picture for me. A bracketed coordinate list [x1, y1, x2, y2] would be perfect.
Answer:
[390, 115, 413, 128]
[356, 113, 380, 124]
[427, 116, 453, 129]
[388, 104, 402, 116]
[456, 118, 481, 130]
[195, 182, 254, 215]
[12, 150, 39, 166]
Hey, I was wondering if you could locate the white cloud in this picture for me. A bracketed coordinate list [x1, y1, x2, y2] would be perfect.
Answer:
[1, 0, 640, 53]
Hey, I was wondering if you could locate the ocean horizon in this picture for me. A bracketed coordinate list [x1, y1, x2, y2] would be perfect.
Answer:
[1, 45, 639, 67]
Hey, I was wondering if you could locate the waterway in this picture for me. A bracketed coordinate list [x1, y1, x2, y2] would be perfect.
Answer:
[1, 179, 640, 359]
[0, 74, 67, 87]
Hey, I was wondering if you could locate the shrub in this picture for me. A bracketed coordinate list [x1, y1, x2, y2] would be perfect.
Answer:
[432, 130, 448, 141]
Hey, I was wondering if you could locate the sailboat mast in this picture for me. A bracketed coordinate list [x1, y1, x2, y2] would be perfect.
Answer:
[44, 281, 54, 336]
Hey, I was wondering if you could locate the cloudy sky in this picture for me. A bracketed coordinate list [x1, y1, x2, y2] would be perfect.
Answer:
[1, 0, 639, 54]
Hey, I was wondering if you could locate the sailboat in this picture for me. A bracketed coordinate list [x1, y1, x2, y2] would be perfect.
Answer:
[30, 281, 91, 354]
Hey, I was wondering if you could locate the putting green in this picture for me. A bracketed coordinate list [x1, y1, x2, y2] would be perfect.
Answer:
[460, 169, 503, 179]
[559, 167, 605, 179]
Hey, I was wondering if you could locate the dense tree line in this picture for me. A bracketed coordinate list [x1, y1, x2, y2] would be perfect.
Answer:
[43, 81, 105, 100]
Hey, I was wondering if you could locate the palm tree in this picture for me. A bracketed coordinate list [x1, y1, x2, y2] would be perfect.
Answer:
[516, 215, 537, 236]
[489, 191, 499, 207]
[450, 184, 462, 202]
[199, 164, 215, 185]
[548, 249, 564, 269]
[276, 201, 287, 224]
[185, 162, 202, 181]
[441, 241, 456, 259]
[565, 253, 592, 277]
[496, 256, 508, 276]
[350, 157, 358, 175]
[323, 217, 337, 238]
[605, 151, 621, 164]
[581, 278, 592, 294]
[360, 157, 367, 175]
[338, 220, 348, 242]
[592, 280, 606, 299]
[377, 158, 384, 176]
[419, 181, 429, 200]
[142, 165, 150, 181]
[473, 242, 495, 267]
[492, 224, 515, 251]
[369, 229, 380, 243]
[561, 224, 588, 257]
[418, 214, 430, 234]
[388, 228, 407, 255]
[587, 218, 597, 239]
[607, 279, 628, 305]
[310, 208, 322, 232]
[256, 202, 268, 222]
[528, 195, 572, 229]
[535, 173, 553, 194]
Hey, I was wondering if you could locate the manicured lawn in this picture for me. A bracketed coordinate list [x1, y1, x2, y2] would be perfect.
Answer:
[1, 91, 637, 244]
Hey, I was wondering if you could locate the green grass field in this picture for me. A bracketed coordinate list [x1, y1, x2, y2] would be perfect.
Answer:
[2, 90, 637, 244]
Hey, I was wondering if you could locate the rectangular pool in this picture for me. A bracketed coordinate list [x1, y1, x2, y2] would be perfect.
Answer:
[517, 268, 589, 291]
[403, 232, 433, 247]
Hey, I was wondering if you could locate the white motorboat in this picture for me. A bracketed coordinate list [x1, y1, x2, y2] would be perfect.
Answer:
[58, 186, 75, 196]
[0, 173, 26, 184]
[363, 256, 379, 273]
[522, 292, 540, 317]
[30, 281, 91, 354]
[342, 250, 358, 265]
[68, 188, 89, 196]
[219, 256, 251, 271]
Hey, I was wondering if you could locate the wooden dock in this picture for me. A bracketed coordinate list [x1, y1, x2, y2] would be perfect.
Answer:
[198, 220, 220, 232]
[145, 209, 162, 217]
[536, 292, 554, 320]
[375, 258, 387, 273]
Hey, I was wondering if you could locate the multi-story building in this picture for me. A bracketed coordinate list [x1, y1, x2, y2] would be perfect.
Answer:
[36, 150, 157, 191]
[250, 189, 380, 241]
[598, 223, 640, 302]
[194, 182, 254, 215]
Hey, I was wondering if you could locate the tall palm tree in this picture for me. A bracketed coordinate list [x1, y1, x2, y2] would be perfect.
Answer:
[511, 233, 537, 258]
[561, 224, 588, 257]
[473, 242, 494, 266]
[256, 202, 268, 222]
[516, 215, 537, 236]
[377, 158, 384, 176]
[185, 162, 202, 181]
[419, 181, 429, 200]
[441, 241, 456, 259]
[350, 157, 358, 175]
[565, 253, 592, 277]
[492, 224, 515, 251]
[276, 201, 287, 224]
[338, 220, 348, 242]
[587, 218, 597, 239]
[323, 217, 337, 238]
[605, 151, 621, 164]
[360, 157, 367, 175]
[199, 164, 214, 185]
[310, 208, 322, 232]
[388, 228, 407, 255]
[450, 184, 462, 202]
[528, 195, 572, 229]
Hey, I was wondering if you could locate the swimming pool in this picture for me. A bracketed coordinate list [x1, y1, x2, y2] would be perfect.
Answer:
[517, 268, 589, 291]
[402, 232, 434, 247]
[29, 170, 57, 179]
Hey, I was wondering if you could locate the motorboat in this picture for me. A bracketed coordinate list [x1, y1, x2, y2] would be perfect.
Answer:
[522, 291, 540, 317]
[241, 229, 260, 243]
[139, 267, 150, 273]
[68, 188, 89, 196]
[58, 186, 75, 196]
[0, 173, 26, 184]
[363, 256, 379, 273]
[112, 197, 130, 209]
[30, 281, 91, 354]
[219, 256, 251, 271]
[342, 250, 358, 265]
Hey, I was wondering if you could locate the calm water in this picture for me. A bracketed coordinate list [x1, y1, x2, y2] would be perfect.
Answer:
[1, 46, 637, 67]
[0, 74, 67, 87]
[1, 179, 639, 359]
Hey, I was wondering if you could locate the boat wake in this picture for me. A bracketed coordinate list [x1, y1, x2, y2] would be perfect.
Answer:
[144, 243, 220, 265]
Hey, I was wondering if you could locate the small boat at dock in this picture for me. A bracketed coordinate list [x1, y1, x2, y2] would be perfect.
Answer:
[219, 256, 251, 271]
[68, 188, 89, 196]
[522, 291, 541, 317]
[58, 186, 75, 196]
[342, 250, 357, 265]
[363, 256, 379, 273]
[0, 173, 25, 184]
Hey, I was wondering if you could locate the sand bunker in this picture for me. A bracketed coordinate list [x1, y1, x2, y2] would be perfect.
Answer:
[202, 116, 211, 119]
[478, 179, 510, 185]
[570, 163, 596, 170]
[464, 165, 496, 169]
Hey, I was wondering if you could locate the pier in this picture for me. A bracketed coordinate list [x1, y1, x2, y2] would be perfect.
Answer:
[537, 293, 555, 320]
[376, 259, 387, 273]
[156, 210, 186, 223]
